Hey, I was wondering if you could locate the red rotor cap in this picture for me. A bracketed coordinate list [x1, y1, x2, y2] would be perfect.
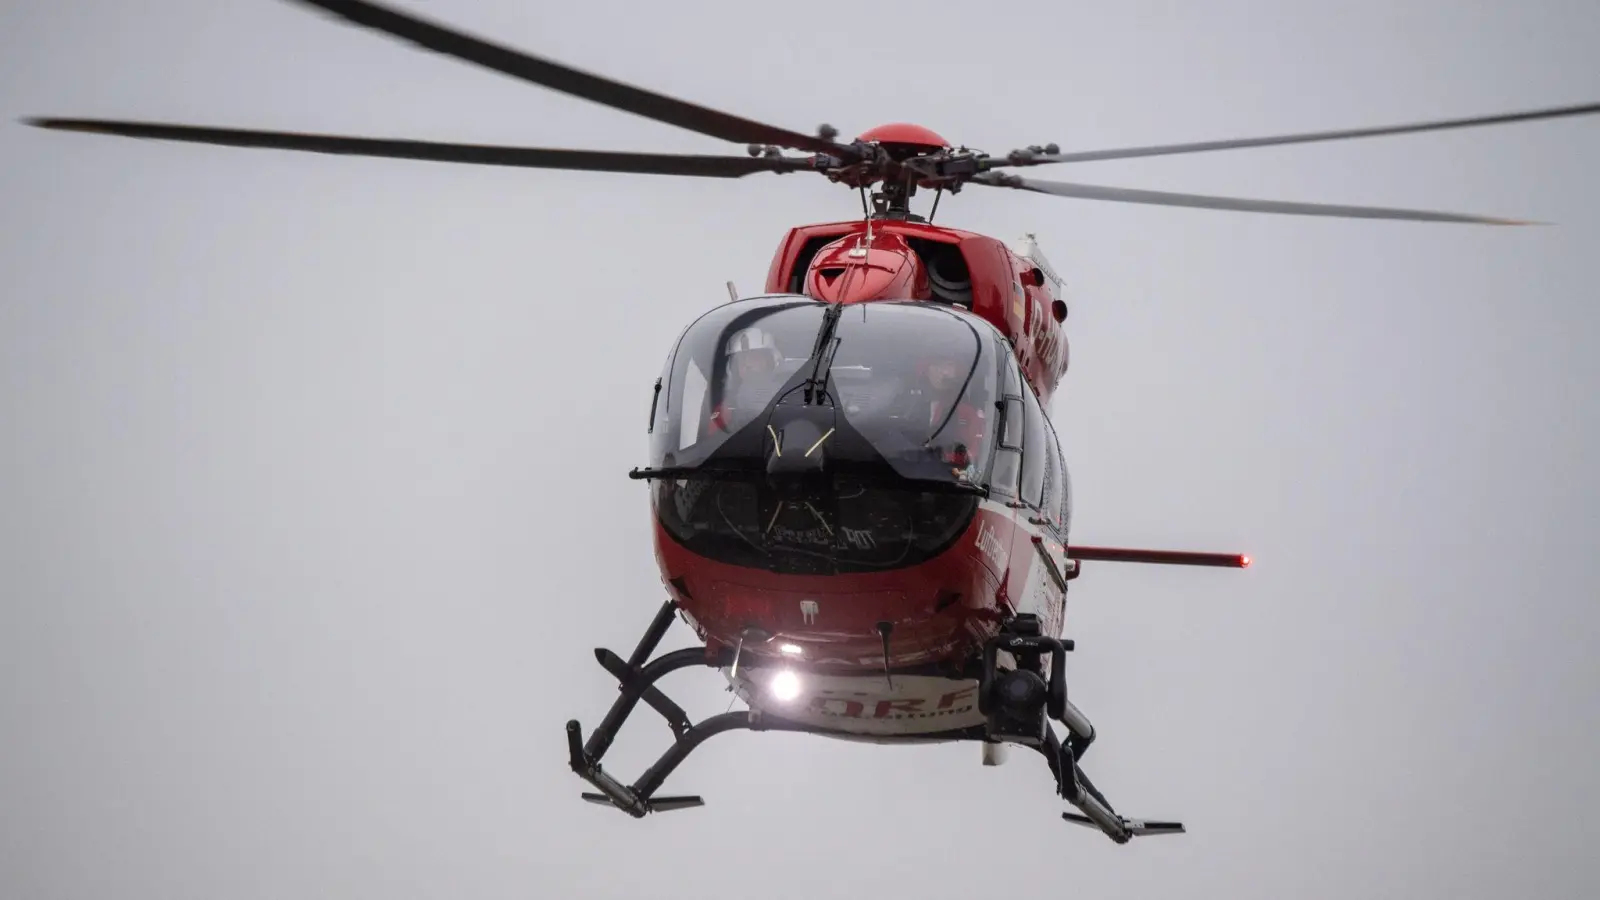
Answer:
[855, 122, 949, 149]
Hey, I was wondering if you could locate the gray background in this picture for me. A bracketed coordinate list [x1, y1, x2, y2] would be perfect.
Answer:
[4, 1, 1598, 897]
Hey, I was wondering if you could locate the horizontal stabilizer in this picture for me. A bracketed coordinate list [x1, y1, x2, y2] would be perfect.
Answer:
[1067, 546, 1250, 568]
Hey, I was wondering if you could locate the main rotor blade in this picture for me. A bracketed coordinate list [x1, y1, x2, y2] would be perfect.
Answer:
[23, 118, 820, 177]
[282, 0, 852, 158]
[997, 101, 1600, 167]
[971, 172, 1539, 224]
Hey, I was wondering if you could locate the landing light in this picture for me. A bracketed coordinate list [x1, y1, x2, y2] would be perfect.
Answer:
[770, 669, 802, 702]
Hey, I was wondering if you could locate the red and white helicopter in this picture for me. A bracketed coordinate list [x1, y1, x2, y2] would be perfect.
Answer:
[25, 0, 1600, 844]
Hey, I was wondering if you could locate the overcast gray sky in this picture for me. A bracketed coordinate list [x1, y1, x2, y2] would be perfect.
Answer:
[4, 1, 1599, 897]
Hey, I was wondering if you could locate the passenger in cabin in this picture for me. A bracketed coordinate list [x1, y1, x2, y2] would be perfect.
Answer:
[920, 351, 988, 476]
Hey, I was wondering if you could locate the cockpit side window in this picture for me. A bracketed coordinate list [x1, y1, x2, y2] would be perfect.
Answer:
[1040, 428, 1058, 527]
[1020, 380, 1048, 509]
[1038, 412, 1068, 535]
[676, 357, 709, 451]
[1056, 431, 1072, 538]
[989, 345, 1024, 501]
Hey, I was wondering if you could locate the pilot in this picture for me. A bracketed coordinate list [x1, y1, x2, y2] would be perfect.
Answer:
[709, 327, 783, 433]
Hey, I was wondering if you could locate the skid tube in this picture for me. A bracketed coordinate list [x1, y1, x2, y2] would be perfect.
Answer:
[566, 598, 1183, 842]
[1032, 725, 1185, 843]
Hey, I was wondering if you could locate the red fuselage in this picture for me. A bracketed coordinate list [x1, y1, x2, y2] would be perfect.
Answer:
[643, 220, 1075, 700]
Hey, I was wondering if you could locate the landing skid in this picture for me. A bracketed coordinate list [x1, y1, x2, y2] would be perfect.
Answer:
[1062, 813, 1185, 837]
[1028, 723, 1185, 844]
[565, 598, 1182, 843]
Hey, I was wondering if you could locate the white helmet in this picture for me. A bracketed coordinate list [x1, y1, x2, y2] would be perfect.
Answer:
[726, 327, 777, 355]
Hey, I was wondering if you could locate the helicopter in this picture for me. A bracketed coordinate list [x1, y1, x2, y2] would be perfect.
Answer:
[24, 0, 1600, 845]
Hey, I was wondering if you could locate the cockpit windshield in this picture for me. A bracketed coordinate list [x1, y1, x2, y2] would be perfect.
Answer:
[649, 296, 827, 468]
[826, 301, 999, 484]
[647, 294, 1002, 576]
[648, 295, 1000, 487]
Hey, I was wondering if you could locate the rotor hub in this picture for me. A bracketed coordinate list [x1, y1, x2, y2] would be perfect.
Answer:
[854, 123, 950, 151]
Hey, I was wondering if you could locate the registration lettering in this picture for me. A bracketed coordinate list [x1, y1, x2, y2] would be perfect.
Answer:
[807, 685, 978, 721]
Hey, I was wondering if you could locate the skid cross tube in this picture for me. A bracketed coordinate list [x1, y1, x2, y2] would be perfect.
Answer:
[584, 598, 686, 754]
[580, 646, 707, 762]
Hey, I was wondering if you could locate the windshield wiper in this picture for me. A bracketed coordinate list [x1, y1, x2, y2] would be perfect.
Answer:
[800, 301, 845, 404]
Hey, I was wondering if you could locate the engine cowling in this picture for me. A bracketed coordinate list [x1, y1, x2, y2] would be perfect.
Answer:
[803, 231, 931, 304]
